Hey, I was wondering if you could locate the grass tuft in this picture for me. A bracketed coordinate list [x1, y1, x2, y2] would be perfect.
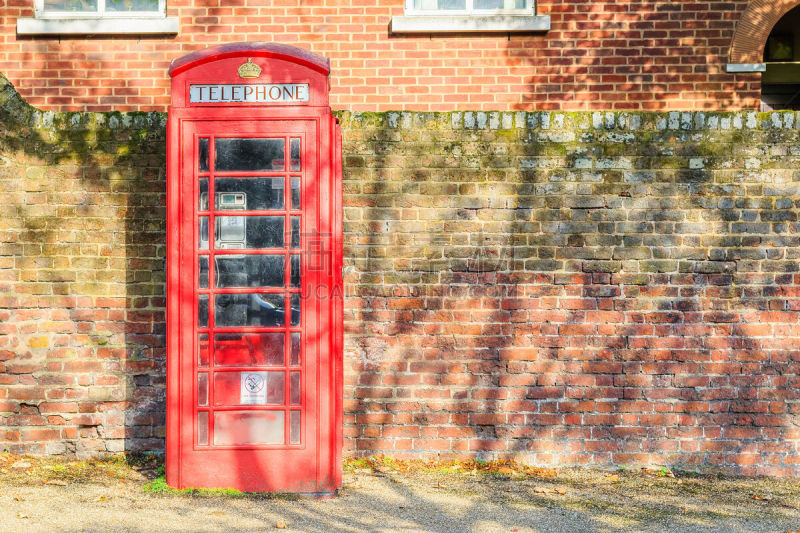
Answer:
[142, 474, 301, 500]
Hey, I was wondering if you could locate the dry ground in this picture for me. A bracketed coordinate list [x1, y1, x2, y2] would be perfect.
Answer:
[0, 453, 799, 532]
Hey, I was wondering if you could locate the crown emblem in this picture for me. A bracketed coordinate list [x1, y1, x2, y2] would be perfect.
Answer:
[237, 58, 262, 79]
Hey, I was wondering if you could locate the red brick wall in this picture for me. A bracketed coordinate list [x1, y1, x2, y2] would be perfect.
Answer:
[340, 109, 800, 476]
[0, 82, 167, 456]
[4, 67, 800, 475]
[0, 0, 761, 112]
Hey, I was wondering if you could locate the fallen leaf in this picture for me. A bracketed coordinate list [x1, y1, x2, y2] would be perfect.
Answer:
[533, 486, 549, 494]
[752, 494, 773, 501]
[641, 465, 674, 478]
[17, 513, 29, 519]
[553, 487, 566, 495]
[607, 475, 619, 483]
[496, 466, 514, 475]
[275, 519, 287, 529]
[13, 497, 23, 502]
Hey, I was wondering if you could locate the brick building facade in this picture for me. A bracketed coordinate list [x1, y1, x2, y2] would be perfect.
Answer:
[2, 0, 800, 475]
[0, 0, 777, 112]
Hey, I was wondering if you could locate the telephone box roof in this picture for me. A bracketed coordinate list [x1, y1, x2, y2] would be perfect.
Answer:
[169, 42, 330, 77]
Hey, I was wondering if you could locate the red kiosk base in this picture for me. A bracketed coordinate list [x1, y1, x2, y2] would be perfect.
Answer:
[166, 43, 343, 494]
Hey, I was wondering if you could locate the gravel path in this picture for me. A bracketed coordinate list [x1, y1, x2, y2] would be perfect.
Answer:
[1, 464, 800, 532]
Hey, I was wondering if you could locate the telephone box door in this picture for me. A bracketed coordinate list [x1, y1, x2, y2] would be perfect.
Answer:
[166, 44, 342, 494]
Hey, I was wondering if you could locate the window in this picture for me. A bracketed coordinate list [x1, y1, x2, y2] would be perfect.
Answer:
[35, 0, 164, 18]
[392, 0, 549, 33]
[759, 5, 800, 111]
[406, 0, 531, 16]
[17, 0, 178, 34]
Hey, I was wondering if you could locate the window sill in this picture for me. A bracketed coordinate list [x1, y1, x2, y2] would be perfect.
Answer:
[725, 63, 766, 73]
[17, 16, 179, 35]
[390, 14, 550, 33]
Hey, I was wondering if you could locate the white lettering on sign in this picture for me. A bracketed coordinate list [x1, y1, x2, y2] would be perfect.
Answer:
[241, 372, 268, 405]
[190, 84, 310, 103]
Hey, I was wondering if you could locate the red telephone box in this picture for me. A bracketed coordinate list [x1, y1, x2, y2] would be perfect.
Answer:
[166, 43, 343, 494]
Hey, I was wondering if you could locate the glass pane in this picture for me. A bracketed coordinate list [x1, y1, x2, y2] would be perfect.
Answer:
[291, 216, 300, 249]
[290, 138, 301, 171]
[215, 254, 284, 288]
[43, 0, 98, 12]
[198, 295, 208, 328]
[106, 0, 159, 11]
[198, 373, 208, 406]
[215, 216, 284, 249]
[215, 293, 286, 328]
[199, 256, 208, 288]
[213, 371, 284, 405]
[198, 333, 209, 366]
[290, 255, 300, 288]
[291, 177, 301, 209]
[198, 411, 208, 445]
[214, 333, 284, 366]
[290, 372, 301, 405]
[290, 411, 300, 444]
[213, 411, 284, 446]
[199, 217, 209, 250]
[474, 0, 525, 7]
[199, 178, 208, 211]
[290, 333, 300, 365]
[215, 138, 285, 172]
[413, 0, 465, 9]
[215, 177, 284, 211]
[198, 138, 209, 171]
[291, 293, 300, 326]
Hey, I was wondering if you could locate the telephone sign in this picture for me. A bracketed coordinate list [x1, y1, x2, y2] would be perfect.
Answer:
[166, 43, 343, 495]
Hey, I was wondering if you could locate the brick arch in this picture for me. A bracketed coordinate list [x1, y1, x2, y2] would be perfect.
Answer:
[730, 0, 800, 63]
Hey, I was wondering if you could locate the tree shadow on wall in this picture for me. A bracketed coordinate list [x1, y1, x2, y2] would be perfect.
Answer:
[503, 4, 760, 112]
[342, 106, 800, 475]
[0, 74, 166, 457]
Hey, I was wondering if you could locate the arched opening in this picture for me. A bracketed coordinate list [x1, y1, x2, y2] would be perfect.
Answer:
[761, 5, 800, 110]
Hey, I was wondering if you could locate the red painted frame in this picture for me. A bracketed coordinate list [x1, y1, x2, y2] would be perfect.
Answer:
[166, 43, 342, 494]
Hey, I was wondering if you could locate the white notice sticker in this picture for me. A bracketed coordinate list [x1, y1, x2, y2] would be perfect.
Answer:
[241, 372, 268, 405]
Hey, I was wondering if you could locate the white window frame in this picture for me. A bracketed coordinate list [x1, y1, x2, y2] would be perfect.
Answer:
[405, 0, 534, 17]
[18, 0, 178, 34]
[34, 0, 166, 19]
[393, 0, 549, 33]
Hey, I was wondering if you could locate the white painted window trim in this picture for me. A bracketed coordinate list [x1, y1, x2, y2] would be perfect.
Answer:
[393, 0, 549, 33]
[17, 0, 177, 35]
[391, 14, 549, 33]
[18, 0, 178, 34]
[33, 0, 165, 18]
[17, 17, 178, 34]
[405, 0, 533, 16]
[726, 63, 767, 73]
